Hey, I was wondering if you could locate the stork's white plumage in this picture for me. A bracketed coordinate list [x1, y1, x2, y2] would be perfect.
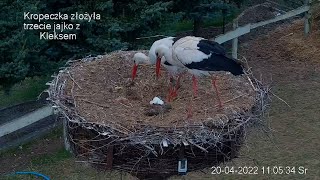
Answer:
[155, 44, 185, 76]
[148, 37, 176, 64]
[131, 53, 151, 80]
[133, 52, 152, 65]
[132, 37, 186, 101]
[131, 51, 182, 79]
[132, 37, 179, 80]
[155, 36, 244, 111]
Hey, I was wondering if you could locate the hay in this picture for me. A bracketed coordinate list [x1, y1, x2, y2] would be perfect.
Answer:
[48, 50, 269, 179]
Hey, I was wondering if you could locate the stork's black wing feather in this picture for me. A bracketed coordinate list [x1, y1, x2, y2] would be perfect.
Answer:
[197, 39, 226, 55]
[173, 36, 183, 44]
[185, 54, 244, 76]
[164, 61, 172, 66]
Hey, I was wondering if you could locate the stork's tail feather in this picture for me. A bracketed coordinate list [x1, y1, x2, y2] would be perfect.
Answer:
[230, 58, 245, 75]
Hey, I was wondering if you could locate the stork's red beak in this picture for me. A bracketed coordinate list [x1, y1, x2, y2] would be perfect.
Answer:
[156, 57, 161, 78]
[132, 64, 138, 80]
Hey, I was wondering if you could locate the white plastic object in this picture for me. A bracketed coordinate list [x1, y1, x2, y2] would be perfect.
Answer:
[178, 159, 187, 175]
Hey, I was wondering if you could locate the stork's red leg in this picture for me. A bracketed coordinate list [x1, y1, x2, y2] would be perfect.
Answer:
[167, 76, 177, 102]
[192, 75, 198, 97]
[166, 76, 175, 102]
[172, 74, 182, 97]
[170, 76, 178, 99]
[212, 77, 223, 109]
[166, 86, 174, 102]
[171, 88, 178, 99]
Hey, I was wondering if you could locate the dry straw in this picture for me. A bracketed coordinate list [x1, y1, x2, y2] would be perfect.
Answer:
[48, 51, 270, 179]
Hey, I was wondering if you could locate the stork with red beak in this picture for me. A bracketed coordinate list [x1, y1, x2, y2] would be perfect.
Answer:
[131, 37, 184, 101]
[132, 37, 176, 80]
[155, 36, 244, 111]
[132, 52, 151, 80]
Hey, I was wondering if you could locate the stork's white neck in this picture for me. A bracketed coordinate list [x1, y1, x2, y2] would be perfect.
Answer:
[156, 45, 172, 63]
[157, 45, 185, 68]
[141, 54, 150, 63]
[163, 49, 172, 65]
[134, 53, 151, 65]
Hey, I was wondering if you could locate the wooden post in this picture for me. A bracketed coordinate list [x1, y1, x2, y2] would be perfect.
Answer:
[304, 0, 312, 36]
[63, 117, 71, 152]
[106, 145, 114, 170]
[230, 141, 236, 159]
[232, 20, 239, 59]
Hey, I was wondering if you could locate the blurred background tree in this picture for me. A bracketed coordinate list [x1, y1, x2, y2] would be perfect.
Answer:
[0, 0, 304, 104]
[0, 0, 174, 94]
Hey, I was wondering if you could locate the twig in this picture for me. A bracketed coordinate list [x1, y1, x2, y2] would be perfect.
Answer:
[279, 32, 294, 40]
[136, 35, 170, 40]
[47, 51, 272, 176]
[270, 91, 291, 108]
[188, 141, 209, 153]
[71, 82, 77, 108]
[79, 99, 110, 108]
[118, 102, 131, 108]
[68, 71, 82, 89]
[214, 94, 245, 108]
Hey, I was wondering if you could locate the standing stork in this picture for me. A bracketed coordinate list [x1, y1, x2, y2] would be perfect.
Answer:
[155, 36, 244, 111]
[132, 37, 177, 80]
[131, 37, 184, 101]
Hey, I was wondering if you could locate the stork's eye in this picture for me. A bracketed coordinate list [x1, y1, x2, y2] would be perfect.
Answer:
[156, 52, 158, 56]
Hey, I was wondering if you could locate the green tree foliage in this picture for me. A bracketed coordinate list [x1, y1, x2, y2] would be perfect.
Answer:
[229, 0, 245, 8]
[172, 0, 236, 35]
[0, 0, 242, 95]
[0, 0, 173, 93]
[0, 1, 43, 93]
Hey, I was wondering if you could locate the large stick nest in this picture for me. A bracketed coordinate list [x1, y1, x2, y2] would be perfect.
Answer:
[47, 50, 269, 178]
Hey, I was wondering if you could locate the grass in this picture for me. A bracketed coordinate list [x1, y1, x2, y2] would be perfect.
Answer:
[0, 127, 63, 159]
[0, 76, 51, 109]
[3, 160, 134, 180]
[31, 148, 72, 165]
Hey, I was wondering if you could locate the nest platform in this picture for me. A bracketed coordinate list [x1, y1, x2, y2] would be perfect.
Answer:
[48, 51, 268, 179]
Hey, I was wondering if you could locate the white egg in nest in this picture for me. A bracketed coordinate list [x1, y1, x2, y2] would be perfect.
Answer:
[150, 97, 164, 105]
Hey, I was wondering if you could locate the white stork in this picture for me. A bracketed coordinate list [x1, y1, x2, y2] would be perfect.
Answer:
[155, 36, 244, 110]
[132, 37, 185, 101]
[131, 52, 151, 80]
[132, 37, 176, 80]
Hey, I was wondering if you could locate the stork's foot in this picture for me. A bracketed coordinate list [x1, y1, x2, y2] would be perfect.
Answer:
[166, 86, 178, 102]
[166, 87, 174, 102]
[170, 78, 181, 94]
[171, 92, 177, 100]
